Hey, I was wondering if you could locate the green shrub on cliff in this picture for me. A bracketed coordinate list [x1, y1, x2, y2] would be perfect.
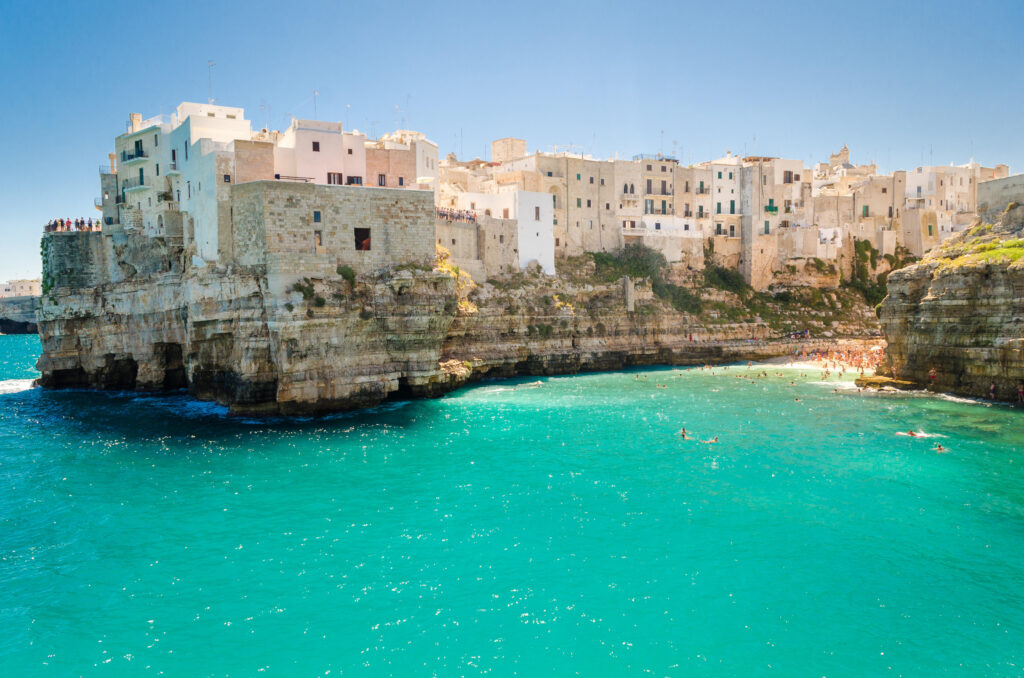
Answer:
[336, 265, 356, 286]
[590, 244, 666, 283]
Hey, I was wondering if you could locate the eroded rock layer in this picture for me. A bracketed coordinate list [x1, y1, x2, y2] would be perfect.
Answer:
[880, 204, 1024, 400]
[37, 229, 877, 415]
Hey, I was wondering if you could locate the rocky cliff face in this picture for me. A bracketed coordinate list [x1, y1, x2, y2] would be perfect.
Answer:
[37, 230, 879, 415]
[880, 204, 1024, 400]
[0, 296, 38, 334]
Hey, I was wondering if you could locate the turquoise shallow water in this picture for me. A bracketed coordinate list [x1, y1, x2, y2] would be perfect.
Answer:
[1, 335, 1023, 676]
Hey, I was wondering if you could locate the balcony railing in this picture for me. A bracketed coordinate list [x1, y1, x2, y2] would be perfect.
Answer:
[695, 187, 710, 195]
[99, 165, 116, 175]
[121, 150, 148, 163]
[94, 198, 103, 208]
[166, 162, 180, 173]
[120, 177, 150, 191]
[765, 205, 779, 214]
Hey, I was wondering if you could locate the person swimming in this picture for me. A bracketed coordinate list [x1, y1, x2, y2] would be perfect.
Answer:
[701, 436, 719, 444]
[679, 428, 692, 440]
[934, 443, 947, 452]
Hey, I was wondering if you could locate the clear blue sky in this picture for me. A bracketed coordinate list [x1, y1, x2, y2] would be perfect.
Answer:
[2, 0, 1022, 279]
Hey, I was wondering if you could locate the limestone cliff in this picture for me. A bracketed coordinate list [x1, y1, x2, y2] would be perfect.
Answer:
[0, 296, 38, 334]
[880, 203, 1024, 400]
[37, 230, 880, 415]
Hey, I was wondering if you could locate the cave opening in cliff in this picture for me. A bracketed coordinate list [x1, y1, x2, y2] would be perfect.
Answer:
[99, 354, 138, 390]
[158, 342, 187, 390]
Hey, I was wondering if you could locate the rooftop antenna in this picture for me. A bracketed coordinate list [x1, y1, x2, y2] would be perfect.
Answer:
[313, 89, 319, 119]
[345, 104, 351, 130]
[207, 61, 215, 104]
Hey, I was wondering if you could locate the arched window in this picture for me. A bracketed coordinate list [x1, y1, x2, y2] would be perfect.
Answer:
[629, 183, 635, 194]
[623, 183, 628, 194]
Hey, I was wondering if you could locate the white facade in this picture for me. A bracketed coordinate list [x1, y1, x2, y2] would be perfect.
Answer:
[453, 190, 555, 274]
[0, 279, 41, 298]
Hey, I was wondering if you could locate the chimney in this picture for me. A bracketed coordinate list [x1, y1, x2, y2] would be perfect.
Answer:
[129, 112, 142, 132]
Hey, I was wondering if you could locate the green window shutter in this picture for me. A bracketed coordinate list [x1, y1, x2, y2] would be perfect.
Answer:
[764, 221, 770, 234]
[576, 173, 581, 180]
[576, 198, 581, 207]
[717, 171, 722, 179]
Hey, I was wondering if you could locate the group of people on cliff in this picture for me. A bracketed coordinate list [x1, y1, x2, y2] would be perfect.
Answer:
[45, 218, 101, 233]
[435, 207, 477, 223]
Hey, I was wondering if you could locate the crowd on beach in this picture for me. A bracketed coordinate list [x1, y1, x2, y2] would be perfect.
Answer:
[791, 345, 885, 375]
[435, 207, 477, 223]
[45, 218, 102, 233]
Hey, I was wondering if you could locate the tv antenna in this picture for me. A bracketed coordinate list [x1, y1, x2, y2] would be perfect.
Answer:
[207, 61, 215, 104]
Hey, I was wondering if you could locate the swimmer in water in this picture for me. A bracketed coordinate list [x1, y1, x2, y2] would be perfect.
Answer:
[679, 428, 691, 440]
[701, 436, 719, 444]
[934, 443, 947, 453]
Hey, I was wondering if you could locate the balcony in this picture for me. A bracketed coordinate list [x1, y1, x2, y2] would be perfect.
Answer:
[765, 205, 779, 215]
[695, 186, 711, 195]
[121, 177, 150, 192]
[166, 162, 181, 175]
[121, 150, 148, 164]
[94, 198, 103, 209]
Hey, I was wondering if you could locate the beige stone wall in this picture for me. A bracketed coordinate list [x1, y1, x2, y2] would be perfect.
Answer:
[230, 182, 435, 289]
[365, 147, 418, 189]
[233, 140, 276, 184]
[492, 138, 526, 164]
[434, 217, 519, 280]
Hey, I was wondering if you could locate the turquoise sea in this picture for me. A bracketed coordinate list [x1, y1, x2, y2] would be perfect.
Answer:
[1, 334, 1022, 676]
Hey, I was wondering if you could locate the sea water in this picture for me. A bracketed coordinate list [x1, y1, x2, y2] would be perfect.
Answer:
[1, 334, 1022, 676]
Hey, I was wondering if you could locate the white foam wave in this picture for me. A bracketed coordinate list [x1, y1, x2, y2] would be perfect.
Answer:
[0, 378, 36, 394]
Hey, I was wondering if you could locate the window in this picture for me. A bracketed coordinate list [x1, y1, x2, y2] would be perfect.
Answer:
[576, 198, 581, 207]
[314, 230, 323, 250]
[646, 164, 652, 171]
[716, 202, 722, 214]
[156, 164, 160, 176]
[888, 206, 894, 218]
[881, 187, 887, 194]
[684, 224, 689, 231]
[576, 173, 581, 180]
[398, 177, 404, 186]
[223, 174, 231, 183]
[623, 183, 628, 194]
[605, 203, 610, 210]
[729, 224, 735, 237]
[555, 238, 560, 246]
[355, 227, 371, 250]
[346, 176, 363, 185]
[503, 208, 509, 219]
[377, 174, 387, 186]
[154, 134, 159, 147]
[535, 206, 540, 220]
[717, 171, 722, 179]
[764, 221, 770, 234]
[794, 173, 800, 181]
[783, 170, 793, 184]
[600, 178, 605, 186]
[347, 148, 353, 155]
[586, 199, 591, 208]
[862, 205, 869, 217]
[313, 210, 321, 223]
[661, 165, 666, 172]
[928, 224, 933, 236]
[716, 223, 722, 235]
[729, 172, 733, 180]
[312, 141, 320, 152]
[184, 145, 188, 160]
[327, 172, 343, 185]
[171, 149, 176, 164]
[661, 180, 667, 194]
[547, 171, 553, 177]
[655, 222, 661, 230]
[207, 112, 215, 117]
[499, 235, 504, 244]
[629, 183, 634, 194]
[729, 200, 735, 215]
[646, 179, 652, 193]
[661, 200, 666, 214]
[589, 176, 594, 184]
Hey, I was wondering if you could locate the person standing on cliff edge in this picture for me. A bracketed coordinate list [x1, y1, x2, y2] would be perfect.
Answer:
[989, 381, 997, 400]
[928, 367, 937, 389]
